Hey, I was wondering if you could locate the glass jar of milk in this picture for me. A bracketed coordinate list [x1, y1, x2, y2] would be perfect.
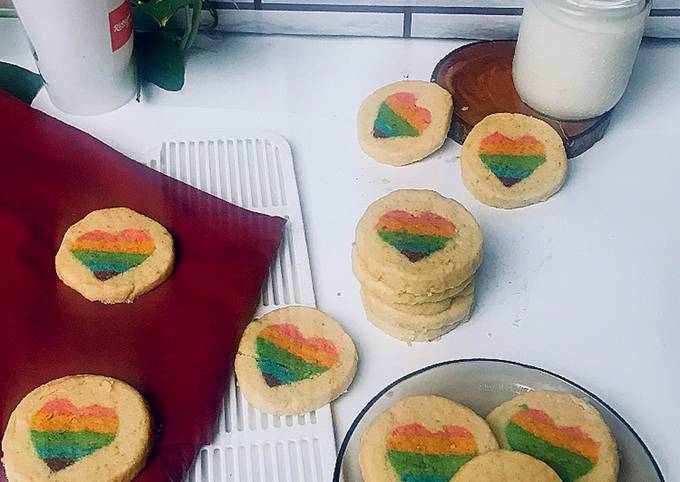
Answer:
[513, 0, 651, 121]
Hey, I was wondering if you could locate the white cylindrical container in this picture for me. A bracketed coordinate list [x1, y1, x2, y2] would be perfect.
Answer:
[12, 0, 136, 115]
[513, 0, 651, 121]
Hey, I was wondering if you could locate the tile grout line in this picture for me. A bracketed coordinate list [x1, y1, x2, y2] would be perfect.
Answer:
[402, 7, 412, 38]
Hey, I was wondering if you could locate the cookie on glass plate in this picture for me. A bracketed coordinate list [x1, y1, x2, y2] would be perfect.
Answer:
[359, 395, 498, 482]
[487, 391, 618, 482]
[451, 450, 561, 482]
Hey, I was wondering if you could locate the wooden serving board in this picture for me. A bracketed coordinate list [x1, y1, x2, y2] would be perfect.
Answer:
[432, 40, 611, 158]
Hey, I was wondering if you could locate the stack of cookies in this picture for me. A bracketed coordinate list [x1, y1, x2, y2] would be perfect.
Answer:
[353, 189, 483, 342]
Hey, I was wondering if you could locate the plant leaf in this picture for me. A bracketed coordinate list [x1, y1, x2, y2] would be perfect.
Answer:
[135, 31, 185, 91]
[131, 0, 193, 27]
[0, 62, 43, 104]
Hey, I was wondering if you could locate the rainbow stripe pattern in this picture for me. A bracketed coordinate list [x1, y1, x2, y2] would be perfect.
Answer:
[376, 210, 456, 262]
[479, 132, 546, 187]
[30, 399, 119, 472]
[70, 229, 155, 281]
[506, 406, 600, 482]
[255, 323, 339, 387]
[386, 423, 478, 482]
[373, 92, 432, 138]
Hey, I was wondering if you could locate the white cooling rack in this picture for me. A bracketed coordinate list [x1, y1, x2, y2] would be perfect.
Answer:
[142, 135, 336, 482]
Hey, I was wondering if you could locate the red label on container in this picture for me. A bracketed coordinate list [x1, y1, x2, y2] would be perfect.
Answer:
[109, 1, 133, 52]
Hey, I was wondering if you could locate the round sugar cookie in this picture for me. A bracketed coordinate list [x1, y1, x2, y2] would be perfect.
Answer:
[352, 246, 471, 304]
[55, 207, 174, 304]
[234, 306, 358, 415]
[367, 290, 455, 316]
[451, 450, 561, 482]
[1, 375, 152, 482]
[358, 80, 453, 166]
[486, 391, 618, 482]
[355, 190, 482, 294]
[359, 395, 498, 482]
[461, 113, 568, 209]
[360, 281, 474, 342]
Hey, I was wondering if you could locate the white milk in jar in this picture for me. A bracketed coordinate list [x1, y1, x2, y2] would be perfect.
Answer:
[12, 0, 136, 115]
[513, 0, 650, 121]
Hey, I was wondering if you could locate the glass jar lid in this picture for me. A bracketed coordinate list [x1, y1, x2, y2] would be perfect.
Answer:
[543, 0, 651, 18]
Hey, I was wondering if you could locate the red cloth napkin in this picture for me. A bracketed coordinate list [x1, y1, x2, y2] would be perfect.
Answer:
[0, 91, 286, 481]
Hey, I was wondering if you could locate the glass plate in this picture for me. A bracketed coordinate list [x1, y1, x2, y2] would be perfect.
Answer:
[334, 359, 664, 482]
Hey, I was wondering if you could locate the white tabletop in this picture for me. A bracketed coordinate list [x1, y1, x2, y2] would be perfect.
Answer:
[2, 19, 678, 480]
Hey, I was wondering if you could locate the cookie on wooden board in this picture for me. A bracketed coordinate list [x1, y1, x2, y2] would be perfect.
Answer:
[358, 80, 453, 166]
[451, 450, 562, 482]
[234, 306, 358, 415]
[1, 375, 152, 482]
[461, 113, 568, 209]
[486, 391, 618, 482]
[55, 207, 174, 304]
[359, 395, 498, 482]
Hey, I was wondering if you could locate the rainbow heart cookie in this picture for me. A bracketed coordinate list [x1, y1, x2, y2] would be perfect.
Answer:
[506, 406, 599, 482]
[479, 132, 546, 187]
[235, 307, 358, 415]
[30, 399, 119, 472]
[376, 210, 456, 262]
[358, 80, 453, 166]
[2, 375, 153, 482]
[70, 229, 156, 281]
[386, 423, 478, 482]
[256, 323, 340, 387]
[373, 92, 432, 139]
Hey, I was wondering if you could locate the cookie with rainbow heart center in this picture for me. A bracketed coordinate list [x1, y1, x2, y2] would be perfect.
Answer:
[386, 423, 477, 482]
[235, 306, 357, 415]
[359, 395, 498, 482]
[355, 190, 482, 294]
[70, 229, 156, 281]
[487, 391, 619, 482]
[255, 323, 340, 387]
[55, 207, 174, 304]
[358, 80, 453, 166]
[360, 281, 475, 342]
[373, 92, 432, 139]
[1, 375, 152, 482]
[376, 209, 456, 263]
[30, 399, 120, 472]
[461, 113, 568, 209]
[450, 450, 562, 482]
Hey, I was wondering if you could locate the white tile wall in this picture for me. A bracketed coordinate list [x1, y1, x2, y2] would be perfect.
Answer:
[261, 0, 521, 6]
[2, 0, 678, 38]
[208, 0, 679, 39]
[411, 13, 519, 39]
[647, 16, 680, 38]
[653, 0, 680, 8]
[213, 9, 405, 37]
